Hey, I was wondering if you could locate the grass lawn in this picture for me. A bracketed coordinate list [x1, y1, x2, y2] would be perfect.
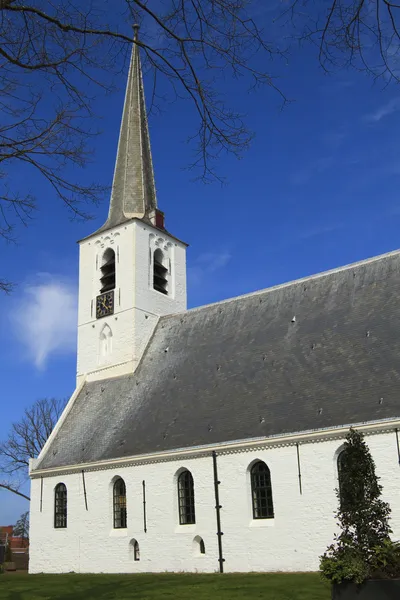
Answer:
[0, 572, 330, 600]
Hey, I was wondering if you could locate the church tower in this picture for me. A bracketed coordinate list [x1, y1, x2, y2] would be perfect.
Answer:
[76, 28, 187, 384]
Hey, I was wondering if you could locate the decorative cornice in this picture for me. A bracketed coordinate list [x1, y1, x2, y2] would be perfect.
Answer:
[30, 418, 400, 479]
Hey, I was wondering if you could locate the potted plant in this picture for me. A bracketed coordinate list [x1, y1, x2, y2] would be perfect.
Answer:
[3, 542, 16, 572]
[320, 428, 400, 599]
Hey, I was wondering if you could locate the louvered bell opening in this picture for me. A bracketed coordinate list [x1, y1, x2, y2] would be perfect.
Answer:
[100, 255, 115, 293]
[100, 275, 115, 293]
[102, 257, 115, 270]
[154, 259, 168, 295]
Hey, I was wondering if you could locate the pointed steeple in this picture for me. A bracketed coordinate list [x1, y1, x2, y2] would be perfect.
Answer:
[97, 26, 159, 233]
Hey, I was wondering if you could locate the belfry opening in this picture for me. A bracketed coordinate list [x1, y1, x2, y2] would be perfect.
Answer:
[100, 248, 116, 293]
[153, 249, 168, 295]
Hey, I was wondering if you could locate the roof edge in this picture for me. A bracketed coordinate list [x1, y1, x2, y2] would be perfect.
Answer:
[77, 217, 188, 246]
[30, 416, 400, 477]
[32, 377, 87, 473]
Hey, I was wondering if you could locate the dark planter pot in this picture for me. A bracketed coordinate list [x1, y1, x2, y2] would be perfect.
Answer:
[332, 579, 400, 599]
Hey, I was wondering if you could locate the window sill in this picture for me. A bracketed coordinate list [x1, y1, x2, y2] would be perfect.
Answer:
[110, 529, 128, 537]
[249, 518, 275, 528]
[174, 524, 196, 534]
[151, 288, 173, 299]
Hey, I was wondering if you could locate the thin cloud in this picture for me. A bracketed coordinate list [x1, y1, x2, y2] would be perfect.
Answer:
[298, 223, 344, 240]
[188, 251, 231, 285]
[196, 252, 231, 272]
[365, 98, 400, 122]
[11, 274, 77, 369]
[291, 156, 334, 186]
[322, 130, 347, 149]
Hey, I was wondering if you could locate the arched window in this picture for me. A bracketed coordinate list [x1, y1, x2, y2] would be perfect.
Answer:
[200, 538, 205, 554]
[193, 536, 205, 555]
[250, 461, 274, 519]
[99, 324, 113, 361]
[153, 248, 168, 295]
[134, 540, 140, 561]
[100, 248, 116, 293]
[178, 470, 196, 524]
[113, 478, 127, 529]
[129, 538, 140, 561]
[54, 483, 67, 528]
[337, 450, 346, 505]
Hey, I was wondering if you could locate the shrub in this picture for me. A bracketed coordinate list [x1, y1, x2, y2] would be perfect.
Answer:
[320, 428, 400, 584]
[320, 545, 368, 585]
[369, 539, 400, 579]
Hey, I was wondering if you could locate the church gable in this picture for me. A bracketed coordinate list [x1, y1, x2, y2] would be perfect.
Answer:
[35, 249, 400, 471]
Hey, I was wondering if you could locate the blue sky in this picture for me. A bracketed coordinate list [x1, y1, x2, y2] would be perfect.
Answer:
[2, 13, 400, 524]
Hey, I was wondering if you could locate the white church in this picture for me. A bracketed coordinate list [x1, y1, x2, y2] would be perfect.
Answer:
[29, 35, 400, 574]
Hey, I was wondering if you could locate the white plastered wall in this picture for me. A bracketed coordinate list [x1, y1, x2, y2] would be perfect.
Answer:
[76, 221, 187, 384]
[29, 430, 400, 574]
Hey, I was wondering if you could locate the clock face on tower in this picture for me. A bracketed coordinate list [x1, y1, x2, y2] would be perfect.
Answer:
[96, 291, 114, 319]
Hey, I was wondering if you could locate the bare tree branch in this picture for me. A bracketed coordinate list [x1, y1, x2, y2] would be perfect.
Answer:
[0, 397, 66, 502]
[0, 482, 30, 501]
[0, 279, 13, 293]
[0, 0, 399, 291]
[0, 0, 290, 290]
[282, 1, 400, 84]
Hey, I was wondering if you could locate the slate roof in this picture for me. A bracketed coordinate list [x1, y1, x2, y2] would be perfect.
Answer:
[36, 250, 400, 471]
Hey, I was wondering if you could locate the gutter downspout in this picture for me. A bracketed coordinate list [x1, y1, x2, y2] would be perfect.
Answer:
[142, 480, 147, 533]
[212, 451, 224, 573]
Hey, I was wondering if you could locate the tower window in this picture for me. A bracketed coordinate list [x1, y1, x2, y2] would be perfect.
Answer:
[113, 477, 127, 529]
[153, 248, 168, 295]
[99, 324, 113, 362]
[54, 483, 67, 528]
[178, 469, 196, 524]
[250, 461, 274, 519]
[100, 248, 116, 293]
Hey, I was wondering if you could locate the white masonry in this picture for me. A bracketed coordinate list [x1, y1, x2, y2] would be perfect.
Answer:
[76, 28, 187, 383]
[29, 30, 400, 575]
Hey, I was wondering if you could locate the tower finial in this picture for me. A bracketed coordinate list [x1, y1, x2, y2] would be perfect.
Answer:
[133, 23, 140, 41]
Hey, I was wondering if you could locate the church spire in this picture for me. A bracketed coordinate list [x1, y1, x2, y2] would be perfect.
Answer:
[97, 26, 158, 233]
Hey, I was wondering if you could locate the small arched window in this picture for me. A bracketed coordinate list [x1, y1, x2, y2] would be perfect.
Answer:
[193, 536, 205, 555]
[129, 538, 140, 561]
[153, 248, 168, 295]
[134, 540, 140, 561]
[250, 461, 274, 519]
[113, 478, 127, 529]
[99, 324, 113, 361]
[54, 483, 67, 528]
[100, 248, 116, 293]
[178, 470, 196, 524]
[199, 538, 205, 554]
